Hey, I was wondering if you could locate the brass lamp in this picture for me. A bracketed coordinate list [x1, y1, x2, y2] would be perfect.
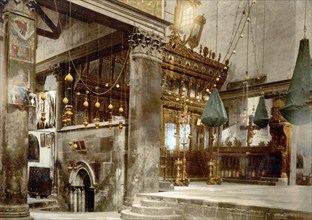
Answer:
[187, 15, 206, 49]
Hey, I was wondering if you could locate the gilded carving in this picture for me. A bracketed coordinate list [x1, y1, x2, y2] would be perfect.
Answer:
[268, 100, 292, 179]
[160, 24, 229, 180]
[129, 27, 166, 59]
[270, 98, 286, 122]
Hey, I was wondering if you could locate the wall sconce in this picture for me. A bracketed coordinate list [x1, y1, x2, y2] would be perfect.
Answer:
[187, 15, 206, 50]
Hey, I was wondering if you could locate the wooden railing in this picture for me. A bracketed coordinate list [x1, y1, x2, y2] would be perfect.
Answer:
[160, 150, 210, 180]
[160, 147, 282, 181]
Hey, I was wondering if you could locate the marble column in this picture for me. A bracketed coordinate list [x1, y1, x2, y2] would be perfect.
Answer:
[126, 28, 165, 204]
[81, 188, 85, 212]
[0, 1, 34, 219]
[69, 188, 74, 212]
[73, 188, 78, 212]
[77, 187, 81, 212]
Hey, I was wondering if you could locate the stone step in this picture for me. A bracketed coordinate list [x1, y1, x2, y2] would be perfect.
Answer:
[121, 209, 182, 220]
[139, 198, 178, 208]
[141, 199, 164, 207]
[28, 198, 58, 210]
[131, 204, 174, 215]
[35, 205, 60, 211]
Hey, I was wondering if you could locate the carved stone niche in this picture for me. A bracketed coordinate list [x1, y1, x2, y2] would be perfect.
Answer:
[268, 98, 292, 179]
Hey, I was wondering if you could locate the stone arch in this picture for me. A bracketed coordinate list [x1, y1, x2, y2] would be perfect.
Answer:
[68, 160, 96, 212]
[69, 160, 96, 187]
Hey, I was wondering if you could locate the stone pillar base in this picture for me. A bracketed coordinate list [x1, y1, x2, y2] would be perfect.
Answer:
[0, 205, 33, 220]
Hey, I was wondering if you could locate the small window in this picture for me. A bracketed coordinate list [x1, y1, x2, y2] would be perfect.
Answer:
[73, 140, 87, 153]
[182, 7, 193, 27]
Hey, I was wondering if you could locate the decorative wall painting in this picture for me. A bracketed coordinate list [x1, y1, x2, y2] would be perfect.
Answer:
[7, 12, 36, 105]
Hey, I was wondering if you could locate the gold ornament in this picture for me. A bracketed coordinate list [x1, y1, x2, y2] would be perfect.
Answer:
[40, 92, 47, 101]
[95, 118, 100, 129]
[73, 143, 78, 149]
[40, 112, 46, 122]
[83, 117, 89, 127]
[119, 106, 124, 113]
[118, 121, 123, 129]
[67, 164, 73, 170]
[83, 100, 89, 108]
[95, 101, 100, 108]
[63, 97, 69, 105]
[108, 103, 113, 110]
[64, 73, 73, 82]
[62, 118, 68, 126]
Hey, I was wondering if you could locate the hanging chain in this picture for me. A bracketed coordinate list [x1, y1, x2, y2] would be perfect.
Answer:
[304, 0, 307, 38]
[262, 0, 266, 75]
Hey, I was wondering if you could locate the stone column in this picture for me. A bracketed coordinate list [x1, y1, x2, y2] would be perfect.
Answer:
[73, 188, 77, 212]
[0, 1, 34, 219]
[52, 64, 62, 195]
[81, 188, 85, 212]
[69, 187, 74, 212]
[77, 187, 81, 212]
[126, 28, 165, 204]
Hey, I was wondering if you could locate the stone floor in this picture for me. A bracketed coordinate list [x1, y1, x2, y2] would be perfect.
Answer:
[29, 182, 312, 219]
[30, 211, 121, 220]
[140, 181, 312, 213]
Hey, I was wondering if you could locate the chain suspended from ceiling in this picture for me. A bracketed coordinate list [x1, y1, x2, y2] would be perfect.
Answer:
[199, 0, 256, 95]
[50, 0, 131, 128]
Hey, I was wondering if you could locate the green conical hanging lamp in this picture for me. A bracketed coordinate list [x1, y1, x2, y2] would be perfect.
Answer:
[201, 89, 228, 127]
[253, 96, 269, 128]
[280, 39, 312, 125]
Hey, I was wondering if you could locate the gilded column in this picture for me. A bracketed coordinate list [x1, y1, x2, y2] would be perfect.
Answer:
[269, 98, 292, 181]
[126, 28, 165, 204]
[175, 110, 181, 156]
[188, 113, 194, 152]
[0, 0, 35, 219]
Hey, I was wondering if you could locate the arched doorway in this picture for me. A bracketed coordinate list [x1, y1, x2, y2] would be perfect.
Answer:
[69, 161, 96, 212]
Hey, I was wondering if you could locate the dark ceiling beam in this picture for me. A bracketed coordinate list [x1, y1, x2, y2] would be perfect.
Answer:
[35, 0, 133, 34]
[36, 14, 63, 39]
[36, 30, 129, 76]
[36, 28, 59, 39]
[34, 0, 89, 23]
[33, 4, 60, 35]
[220, 80, 290, 100]
[72, 43, 127, 67]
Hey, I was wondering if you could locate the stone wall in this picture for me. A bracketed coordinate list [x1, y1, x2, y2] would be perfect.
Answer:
[56, 121, 127, 212]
